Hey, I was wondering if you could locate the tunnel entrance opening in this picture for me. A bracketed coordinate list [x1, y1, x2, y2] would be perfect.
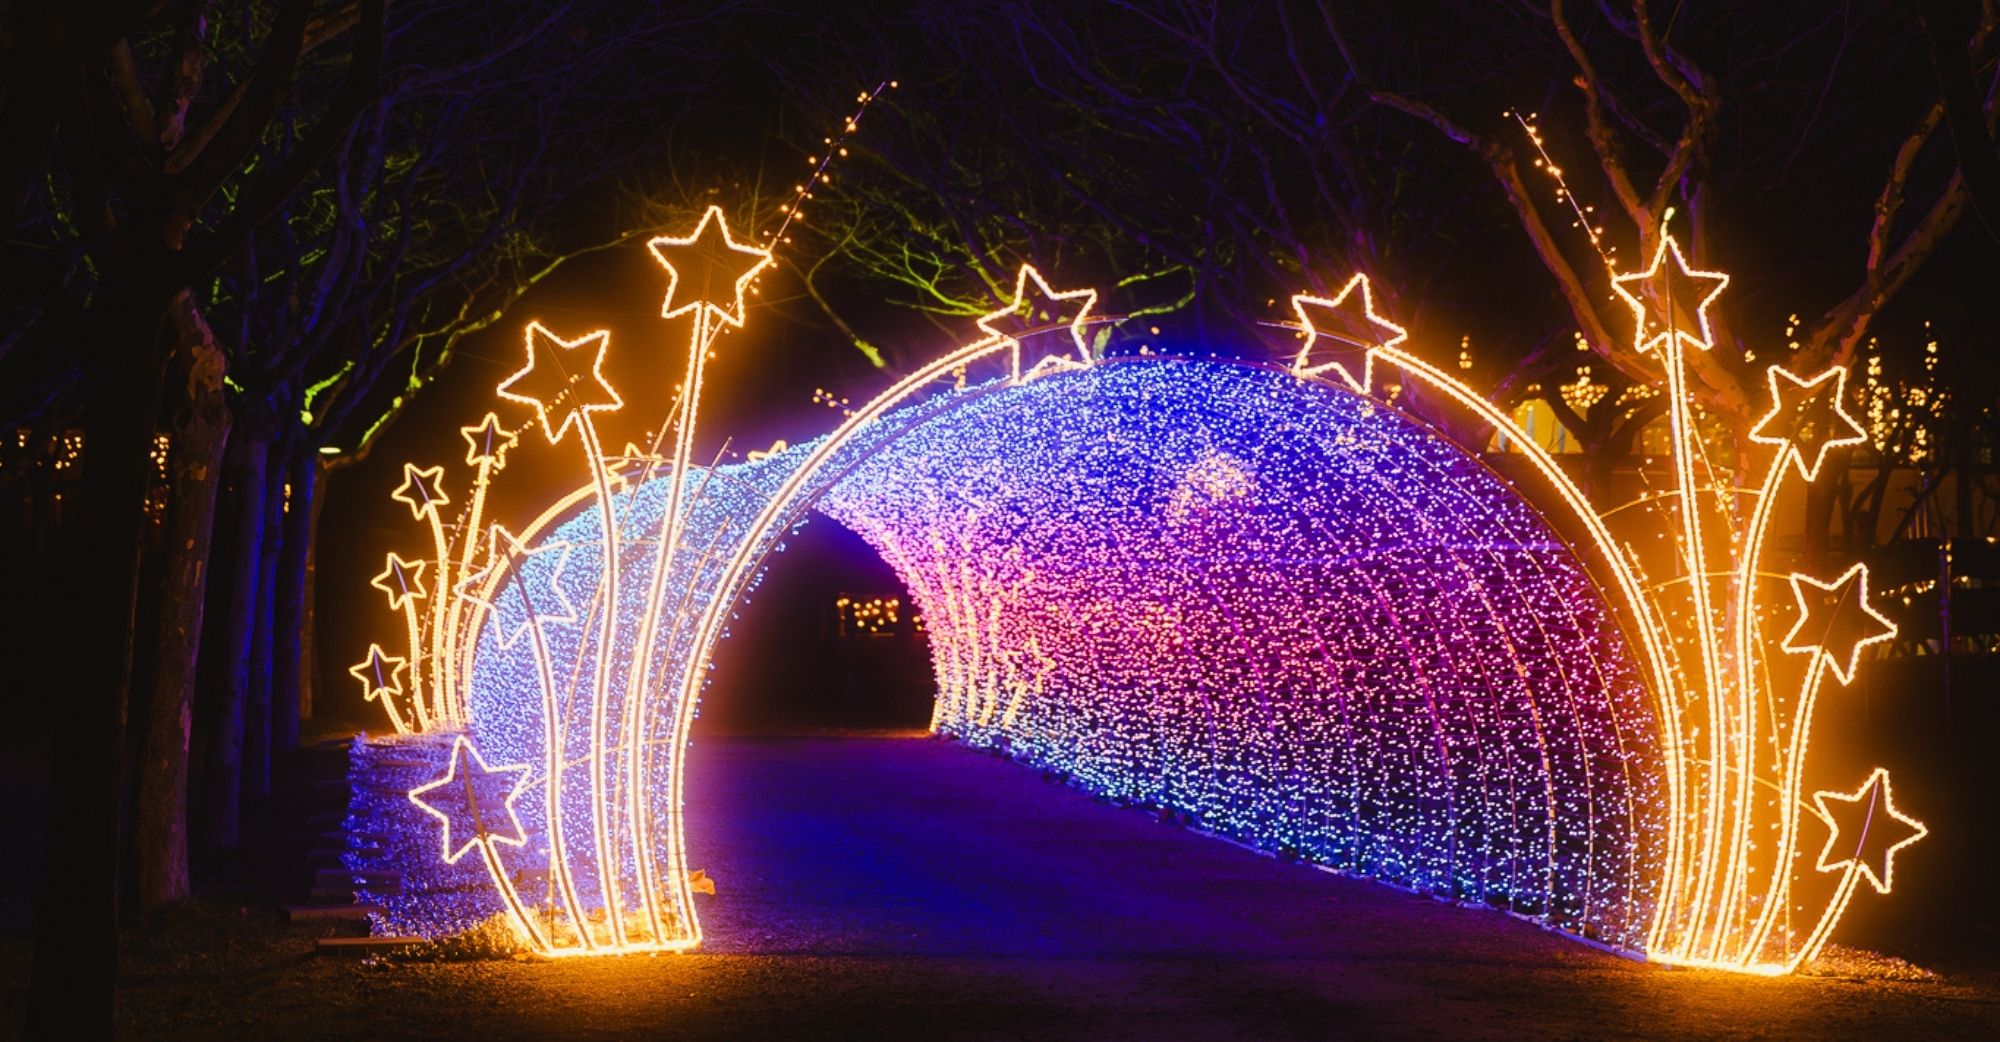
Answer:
[697, 518, 934, 734]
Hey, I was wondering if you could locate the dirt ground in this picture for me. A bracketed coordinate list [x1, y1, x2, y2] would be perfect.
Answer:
[6, 734, 1998, 1040]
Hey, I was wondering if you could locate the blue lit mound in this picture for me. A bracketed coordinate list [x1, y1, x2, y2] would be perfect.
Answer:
[413, 357, 1664, 951]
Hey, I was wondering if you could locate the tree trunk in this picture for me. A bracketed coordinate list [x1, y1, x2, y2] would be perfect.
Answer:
[201, 426, 270, 850]
[243, 424, 287, 800]
[26, 283, 169, 1042]
[133, 295, 231, 910]
[272, 443, 318, 748]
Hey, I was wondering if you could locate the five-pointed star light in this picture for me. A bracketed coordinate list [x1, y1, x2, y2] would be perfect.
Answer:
[461, 412, 520, 469]
[647, 205, 773, 328]
[1781, 563, 1897, 685]
[1289, 273, 1407, 394]
[453, 524, 579, 651]
[498, 323, 624, 445]
[348, 643, 408, 704]
[407, 736, 532, 865]
[1812, 767, 1927, 894]
[372, 552, 429, 611]
[1748, 366, 1867, 482]
[1610, 233, 1729, 355]
[391, 463, 451, 522]
[975, 264, 1099, 375]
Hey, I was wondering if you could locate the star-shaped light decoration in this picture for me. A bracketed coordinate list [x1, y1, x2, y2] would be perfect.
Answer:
[1609, 232, 1729, 355]
[407, 736, 532, 865]
[497, 323, 624, 445]
[372, 552, 428, 611]
[1289, 273, 1407, 394]
[647, 204, 773, 328]
[453, 524, 579, 651]
[1812, 767, 1927, 894]
[348, 643, 408, 705]
[391, 463, 451, 522]
[1781, 563, 1897, 685]
[975, 264, 1099, 377]
[462, 412, 520, 469]
[1748, 366, 1867, 482]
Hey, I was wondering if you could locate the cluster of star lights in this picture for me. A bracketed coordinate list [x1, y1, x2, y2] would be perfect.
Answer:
[354, 199, 1919, 970]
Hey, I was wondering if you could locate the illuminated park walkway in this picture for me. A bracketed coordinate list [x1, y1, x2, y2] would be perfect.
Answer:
[662, 734, 1992, 1040]
[75, 731, 2000, 1040]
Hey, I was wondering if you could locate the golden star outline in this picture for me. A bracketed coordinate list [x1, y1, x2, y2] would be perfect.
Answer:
[372, 552, 428, 611]
[1781, 563, 1897, 685]
[1812, 767, 1927, 894]
[1289, 273, 1407, 394]
[1610, 233, 1729, 355]
[391, 463, 451, 522]
[975, 264, 1099, 375]
[461, 412, 520, 469]
[348, 643, 408, 704]
[647, 205, 773, 329]
[1747, 366, 1867, 482]
[498, 323, 624, 446]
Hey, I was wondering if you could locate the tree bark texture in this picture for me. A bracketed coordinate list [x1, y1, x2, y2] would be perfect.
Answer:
[272, 447, 319, 748]
[243, 425, 287, 800]
[200, 427, 269, 850]
[133, 295, 232, 909]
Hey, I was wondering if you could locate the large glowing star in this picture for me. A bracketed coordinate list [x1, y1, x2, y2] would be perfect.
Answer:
[391, 463, 450, 521]
[646, 204, 773, 328]
[1610, 234, 1729, 354]
[1288, 273, 1406, 394]
[1781, 564, 1897, 685]
[975, 264, 1099, 371]
[1813, 768, 1926, 894]
[1748, 366, 1867, 482]
[371, 552, 428, 611]
[461, 412, 519, 469]
[408, 737, 532, 865]
[498, 323, 624, 445]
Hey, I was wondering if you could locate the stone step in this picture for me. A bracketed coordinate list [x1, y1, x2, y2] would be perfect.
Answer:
[315, 935, 424, 958]
[306, 846, 376, 864]
[315, 868, 402, 889]
[284, 903, 383, 922]
[315, 830, 386, 847]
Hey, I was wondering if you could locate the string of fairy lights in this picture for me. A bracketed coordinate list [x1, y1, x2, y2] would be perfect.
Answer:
[350, 195, 1922, 969]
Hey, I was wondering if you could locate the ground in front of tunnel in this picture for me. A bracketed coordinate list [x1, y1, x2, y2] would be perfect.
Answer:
[6, 733, 1999, 1041]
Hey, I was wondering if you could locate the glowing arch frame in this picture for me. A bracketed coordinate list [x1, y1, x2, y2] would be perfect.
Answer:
[358, 208, 1922, 974]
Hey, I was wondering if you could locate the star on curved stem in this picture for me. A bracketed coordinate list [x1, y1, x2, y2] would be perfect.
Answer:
[348, 643, 410, 732]
[1781, 563, 1898, 685]
[976, 264, 1099, 377]
[1289, 273, 1407, 394]
[408, 737, 532, 865]
[1610, 233, 1729, 355]
[372, 552, 428, 611]
[392, 463, 450, 522]
[647, 205, 773, 329]
[1812, 767, 1926, 894]
[1748, 366, 1867, 482]
[461, 412, 519, 469]
[498, 323, 623, 445]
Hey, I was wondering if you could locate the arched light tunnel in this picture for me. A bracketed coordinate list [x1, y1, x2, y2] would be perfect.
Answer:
[416, 356, 1666, 956]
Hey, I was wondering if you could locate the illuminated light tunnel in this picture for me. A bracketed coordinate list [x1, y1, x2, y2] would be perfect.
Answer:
[396, 356, 1665, 955]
